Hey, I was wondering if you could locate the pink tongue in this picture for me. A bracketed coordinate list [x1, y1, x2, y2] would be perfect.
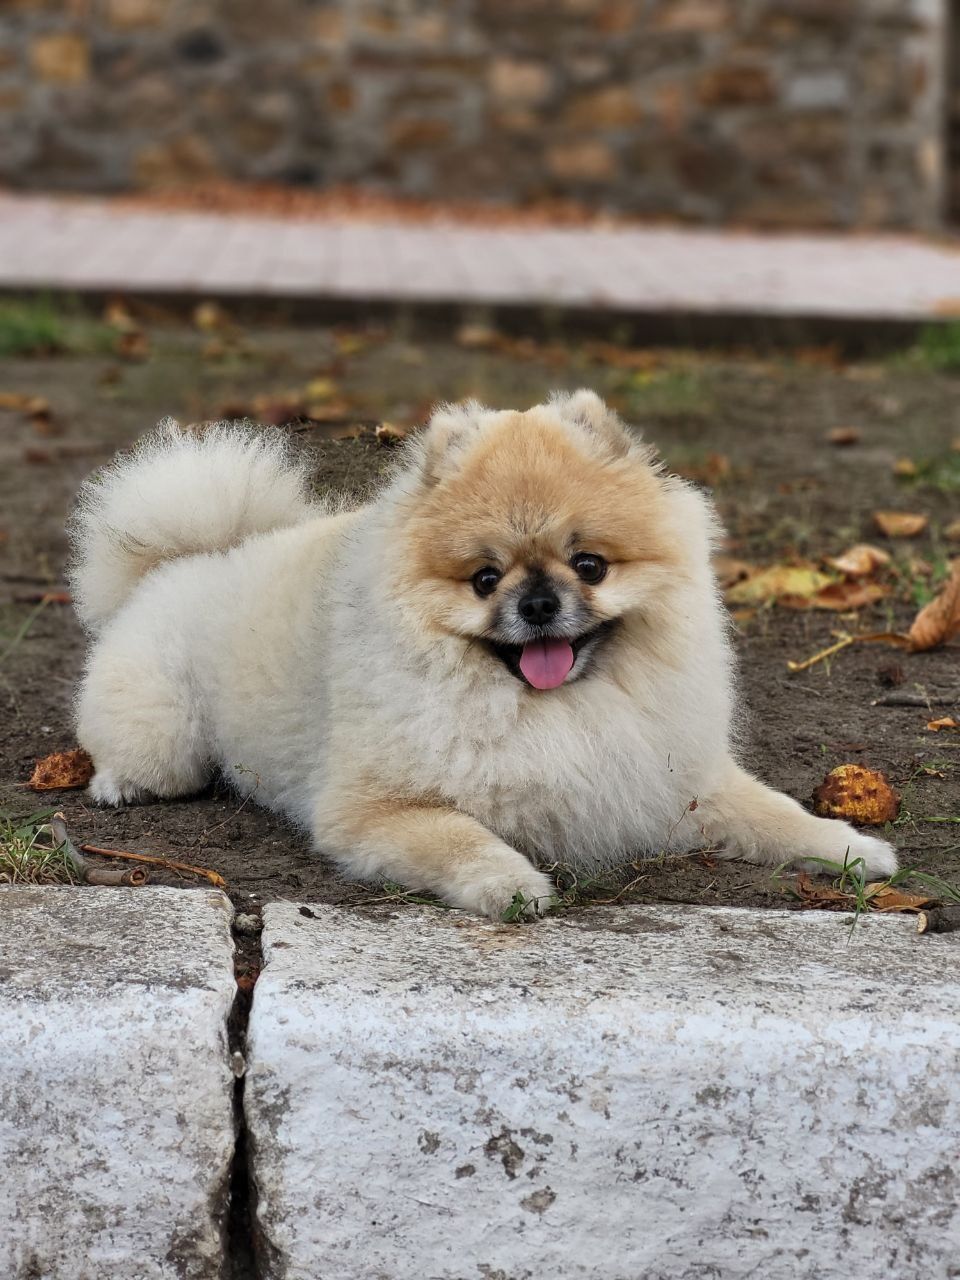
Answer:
[519, 638, 575, 690]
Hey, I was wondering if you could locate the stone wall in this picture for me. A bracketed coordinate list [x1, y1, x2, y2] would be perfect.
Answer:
[0, 0, 948, 230]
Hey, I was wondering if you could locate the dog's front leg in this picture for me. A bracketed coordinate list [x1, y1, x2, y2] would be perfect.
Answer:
[695, 760, 898, 878]
[314, 789, 556, 920]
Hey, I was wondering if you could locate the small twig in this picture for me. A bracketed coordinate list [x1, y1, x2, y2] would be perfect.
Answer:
[79, 843, 226, 889]
[46, 814, 148, 886]
[872, 693, 959, 708]
[917, 905, 960, 935]
[786, 633, 855, 673]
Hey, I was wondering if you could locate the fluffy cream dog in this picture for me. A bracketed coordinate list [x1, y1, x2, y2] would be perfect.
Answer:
[71, 392, 896, 918]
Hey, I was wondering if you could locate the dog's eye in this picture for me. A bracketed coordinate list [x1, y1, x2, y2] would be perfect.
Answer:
[472, 566, 502, 597]
[571, 553, 607, 584]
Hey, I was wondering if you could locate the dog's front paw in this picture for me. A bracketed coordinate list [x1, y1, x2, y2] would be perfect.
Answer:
[800, 826, 898, 879]
[844, 829, 898, 878]
[462, 865, 557, 922]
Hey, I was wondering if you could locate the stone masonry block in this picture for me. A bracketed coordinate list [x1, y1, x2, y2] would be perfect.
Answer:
[1, 887, 237, 1280]
[245, 902, 960, 1280]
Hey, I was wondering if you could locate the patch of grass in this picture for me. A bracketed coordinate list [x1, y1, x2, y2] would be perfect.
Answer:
[908, 322, 960, 372]
[0, 809, 78, 885]
[0, 600, 51, 672]
[776, 850, 960, 934]
[0, 297, 67, 356]
[0, 295, 113, 357]
[619, 368, 712, 419]
[895, 452, 960, 495]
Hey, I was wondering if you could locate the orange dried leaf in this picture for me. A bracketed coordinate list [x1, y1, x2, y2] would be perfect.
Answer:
[908, 561, 960, 652]
[872, 510, 928, 538]
[945, 518, 960, 543]
[892, 457, 918, 478]
[812, 764, 900, 826]
[375, 421, 408, 446]
[826, 426, 861, 446]
[809, 581, 889, 611]
[712, 556, 754, 589]
[825, 544, 891, 579]
[29, 748, 94, 791]
[864, 884, 937, 913]
[926, 717, 959, 732]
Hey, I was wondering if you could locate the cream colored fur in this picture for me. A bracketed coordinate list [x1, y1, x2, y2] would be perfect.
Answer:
[72, 398, 897, 919]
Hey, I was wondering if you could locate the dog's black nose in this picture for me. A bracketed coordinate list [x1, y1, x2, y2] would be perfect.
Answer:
[518, 588, 560, 626]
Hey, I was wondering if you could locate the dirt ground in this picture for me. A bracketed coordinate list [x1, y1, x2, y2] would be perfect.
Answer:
[1, 312, 958, 922]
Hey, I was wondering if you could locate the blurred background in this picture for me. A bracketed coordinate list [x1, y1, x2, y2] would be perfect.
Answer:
[0, 0, 946, 229]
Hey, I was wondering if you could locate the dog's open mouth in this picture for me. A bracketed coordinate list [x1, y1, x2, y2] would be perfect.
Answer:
[487, 621, 617, 690]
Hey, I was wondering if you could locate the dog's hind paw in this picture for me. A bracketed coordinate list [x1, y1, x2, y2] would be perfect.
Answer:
[88, 769, 143, 807]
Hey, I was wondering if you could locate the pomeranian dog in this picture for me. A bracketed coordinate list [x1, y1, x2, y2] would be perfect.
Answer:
[71, 391, 896, 918]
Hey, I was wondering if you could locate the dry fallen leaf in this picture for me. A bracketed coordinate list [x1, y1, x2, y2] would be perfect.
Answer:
[806, 581, 889, 611]
[892, 457, 918, 478]
[826, 426, 861, 446]
[712, 556, 754, 589]
[908, 560, 960, 652]
[926, 717, 959, 732]
[812, 764, 900, 826]
[114, 329, 150, 361]
[725, 565, 833, 606]
[29, 748, 94, 791]
[872, 510, 928, 538]
[304, 377, 337, 402]
[865, 884, 937, 913]
[824, 544, 891, 579]
[455, 323, 498, 349]
[945, 518, 960, 543]
[193, 301, 229, 332]
[375, 421, 408, 446]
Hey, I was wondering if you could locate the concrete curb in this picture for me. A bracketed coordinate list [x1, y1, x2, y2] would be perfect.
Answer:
[1, 887, 238, 1280]
[245, 902, 960, 1280]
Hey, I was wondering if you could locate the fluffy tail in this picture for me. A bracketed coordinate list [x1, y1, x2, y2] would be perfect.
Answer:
[70, 420, 317, 632]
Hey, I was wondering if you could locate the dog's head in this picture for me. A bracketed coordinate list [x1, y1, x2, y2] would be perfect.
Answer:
[391, 390, 691, 689]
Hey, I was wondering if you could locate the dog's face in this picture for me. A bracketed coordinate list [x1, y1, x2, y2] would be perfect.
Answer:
[392, 391, 685, 689]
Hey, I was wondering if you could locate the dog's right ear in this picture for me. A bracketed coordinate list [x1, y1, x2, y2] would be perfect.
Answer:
[418, 400, 486, 484]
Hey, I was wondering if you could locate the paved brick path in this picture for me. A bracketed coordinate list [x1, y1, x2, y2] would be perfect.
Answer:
[3, 192, 960, 320]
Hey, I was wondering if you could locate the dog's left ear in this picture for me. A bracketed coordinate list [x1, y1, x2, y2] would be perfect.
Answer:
[551, 389, 634, 458]
[418, 400, 486, 483]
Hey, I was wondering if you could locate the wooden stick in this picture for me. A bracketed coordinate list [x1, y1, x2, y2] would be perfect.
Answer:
[917, 905, 960, 935]
[80, 843, 226, 889]
[47, 815, 148, 886]
[786, 633, 855, 673]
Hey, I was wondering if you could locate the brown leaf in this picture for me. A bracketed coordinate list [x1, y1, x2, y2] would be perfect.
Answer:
[712, 556, 754, 589]
[945, 518, 960, 543]
[926, 717, 959, 732]
[375, 421, 408, 446]
[892, 457, 918, 478]
[0, 391, 35, 411]
[864, 884, 937, 913]
[193, 301, 229, 332]
[812, 764, 900, 826]
[808, 581, 889, 611]
[907, 560, 960, 652]
[872, 510, 928, 538]
[725, 564, 834, 606]
[114, 330, 150, 361]
[455, 323, 499, 350]
[825, 544, 891, 579]
[826, 426, 861, 446]
[29, 748, 94, 791]
[792, 874, 850, 910]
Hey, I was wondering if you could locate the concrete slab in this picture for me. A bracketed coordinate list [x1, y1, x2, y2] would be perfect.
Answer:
[246, 902, 960, 1280]
[0, 887, 237, 1280]
[6, 193, 960, 323]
